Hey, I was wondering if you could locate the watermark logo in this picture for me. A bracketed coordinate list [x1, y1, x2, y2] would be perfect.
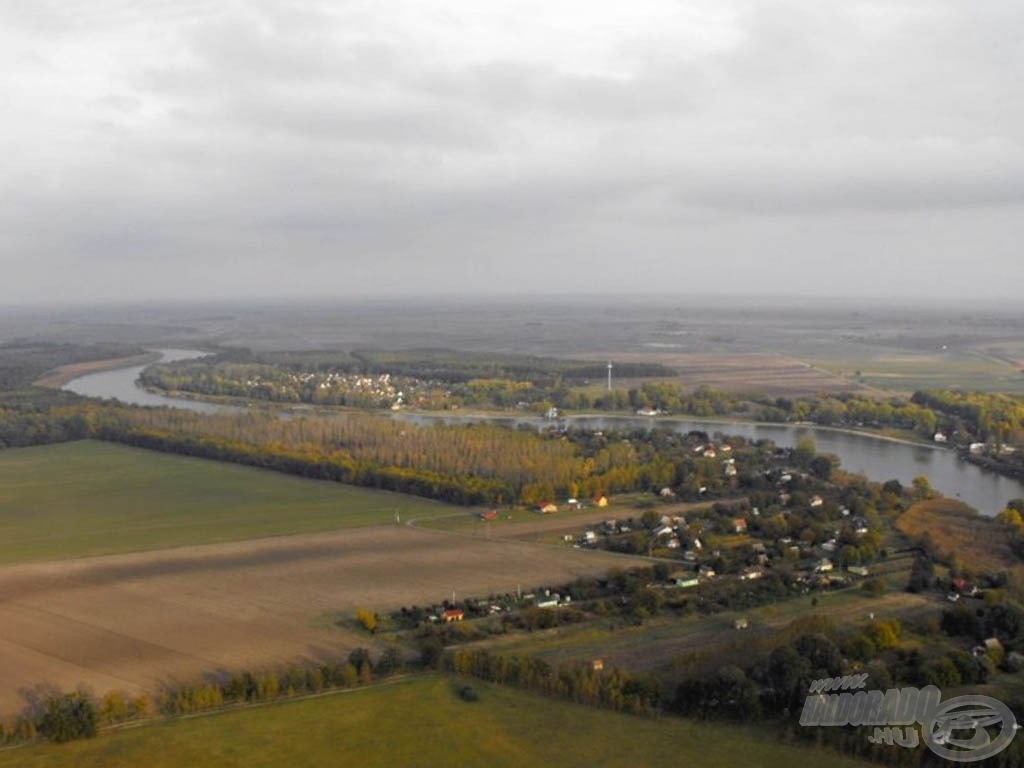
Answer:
[800, 676, 1017, 762]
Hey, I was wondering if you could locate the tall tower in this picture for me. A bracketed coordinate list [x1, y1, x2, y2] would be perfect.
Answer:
[607, 362, 613, 391]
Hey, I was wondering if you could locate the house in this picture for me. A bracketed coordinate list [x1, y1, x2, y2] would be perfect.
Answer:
[443, 609, 464, 622]
[809, 495, 824, 508]
[733, 518, 747, 534]
[952, 578, 978, 596]
[739, 566, 764, 581]
[724, 463, 737, 477]
[815, 558, 834, 573]
[698, 565, 716, 579]
[479, 509, 499, 521]
[594, 495, 609, 508]
[536, 593, 562, 608]
[653, 524, 675, 538]
[583, 530, 597, 544]
[537, 502, 558, 514]
[592, 659, 604, 671]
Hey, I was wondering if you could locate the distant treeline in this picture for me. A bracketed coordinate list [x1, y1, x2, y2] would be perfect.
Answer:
[0, 341, 145, 391]
[140, 349, 678, 410]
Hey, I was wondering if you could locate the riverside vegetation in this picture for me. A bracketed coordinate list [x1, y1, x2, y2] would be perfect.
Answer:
[4, 341, 1024, 765]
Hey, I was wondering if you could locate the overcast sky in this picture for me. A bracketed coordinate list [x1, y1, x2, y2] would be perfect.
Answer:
[1, 0, 1021, 304]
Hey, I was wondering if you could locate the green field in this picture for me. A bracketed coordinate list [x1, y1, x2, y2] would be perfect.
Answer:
[810, 349, 1024, 394]
[0, 440, 454, 564]
[0, 676, 870, 768]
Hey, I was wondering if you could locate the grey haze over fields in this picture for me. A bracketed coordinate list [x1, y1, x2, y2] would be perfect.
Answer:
[1, 0, 1021, 304]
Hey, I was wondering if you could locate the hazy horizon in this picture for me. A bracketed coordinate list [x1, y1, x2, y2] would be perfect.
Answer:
[2, 1, 1021, 305]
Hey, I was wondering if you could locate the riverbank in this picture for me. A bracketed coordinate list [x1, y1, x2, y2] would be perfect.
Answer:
[393, 408, 942, 451]
[32, 352, 162, 389]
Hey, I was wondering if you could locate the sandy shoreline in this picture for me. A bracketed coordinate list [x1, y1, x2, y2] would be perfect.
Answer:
[32, 352, 162, 389]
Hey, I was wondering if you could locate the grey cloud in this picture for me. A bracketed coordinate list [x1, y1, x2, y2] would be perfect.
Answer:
[1, 0, 1022, 304]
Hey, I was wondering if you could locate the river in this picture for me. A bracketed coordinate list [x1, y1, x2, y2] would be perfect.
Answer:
[62, 349, 232, 415]
[395, 413, 1024, 516]
[61, 352, 1024, 515]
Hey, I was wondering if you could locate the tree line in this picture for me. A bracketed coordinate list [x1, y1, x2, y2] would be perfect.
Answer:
[0, 648, 401, 746]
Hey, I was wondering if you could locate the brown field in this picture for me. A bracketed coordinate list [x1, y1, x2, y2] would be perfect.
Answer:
[897, 497, 1020, 574]
[601, 352, 868, 396]
[0, 525, 631, 715]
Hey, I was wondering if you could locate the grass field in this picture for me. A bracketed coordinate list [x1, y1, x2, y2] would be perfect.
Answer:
[810, 349, 1024, 394]
[0, 441, 635, 715]
[0, 676, 871, 768]
[0, 440, 454, 564]
[473, 588, 933, 675]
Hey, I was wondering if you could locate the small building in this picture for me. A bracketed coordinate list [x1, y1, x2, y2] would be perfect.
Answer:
[809, 495, 824, 508]
[659, 487, 676, 498]
[815, 558, 834, 573]
[594, 495, 609, 508]
[592, 659, 604, 671]
[479, 509, 499, 521]
[537, 502, 558, 514]
[733, 518, 748, 534]
[847, 565, 870, 577]
[443, 609, 464, 623]
[739, 566, 764, 581]
[734, 617, 749, 630]
[934, 432, 948, 443]
[675, 576, 700, 588]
